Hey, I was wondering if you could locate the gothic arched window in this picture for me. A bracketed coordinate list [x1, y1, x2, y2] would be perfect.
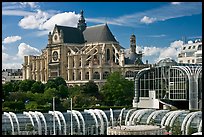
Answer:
[85, 72, 89, 80]
[103, 71, 109, 79]
[93, 72, 100, 79]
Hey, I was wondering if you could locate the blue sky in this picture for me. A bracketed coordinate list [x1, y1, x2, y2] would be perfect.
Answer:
[2, 2, 202, 69]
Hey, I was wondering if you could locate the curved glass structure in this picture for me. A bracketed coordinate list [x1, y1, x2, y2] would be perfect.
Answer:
[133, 58, 202, 110]
[2, 109, 202, 135]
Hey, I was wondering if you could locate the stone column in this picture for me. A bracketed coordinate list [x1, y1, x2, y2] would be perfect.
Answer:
[36, 59, 40, 81]
[81, 55, 85, 80]
[89, 68, 92, 80]
[74, 69, 78, 81]
[99, 68, 103, 80]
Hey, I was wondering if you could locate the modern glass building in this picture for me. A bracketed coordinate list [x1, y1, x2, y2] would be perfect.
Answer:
[133, 58, 202, 110]
[2, 109, 202, 135]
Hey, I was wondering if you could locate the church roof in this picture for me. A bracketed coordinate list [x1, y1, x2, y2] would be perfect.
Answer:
[83, 24, 118, 43]
[124, 50, 144, 65]
[55, 25, 85, 44]
[54, 24, 117, 44]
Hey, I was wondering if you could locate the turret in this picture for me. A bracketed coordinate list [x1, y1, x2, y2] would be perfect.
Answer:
[77, 10, 87, 32]
[130, 34, 136, 53]
[48, 32, 52, 45]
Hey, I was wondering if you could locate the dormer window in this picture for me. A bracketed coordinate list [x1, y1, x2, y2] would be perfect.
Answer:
[183, 47, 186, 50]
[188, 46, 191, 49]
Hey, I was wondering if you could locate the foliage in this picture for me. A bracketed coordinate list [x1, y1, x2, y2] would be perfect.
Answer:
[58, 84, 69, 98]
[45, 79, 57, 90]
[7, 92, 27, 102]
[82, 80, 99, 97]
[25, 101, 38, 110]
[171, 119, 182, 135]
[19, 79, 35, 92]
[2, 81, 13, 94]
[31, 81, 45, 93]
[3, 100, 25, 111]
[54, 77, 67, 87]
[43, 88, 59, 102]
[101, 71, 134, 106]
[2, 75, 135, 112]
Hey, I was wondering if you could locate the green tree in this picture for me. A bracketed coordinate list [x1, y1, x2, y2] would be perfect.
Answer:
[43, 88, 59, 102]
[19, 79, 35, 92]
[101, 71, 134, 106]
[13, 81, 20, 92]
[45, 79, 57, 90]
[2, 81, 13, 98]
[25, 101, 38, 110]
[3, 100, 25, 111]
[31, 81, 45, 93]
[54, 77, 67, 87]
[58, 84, 69, 98]
[8, 92, 27, 102]
[82, 80, 99, 98]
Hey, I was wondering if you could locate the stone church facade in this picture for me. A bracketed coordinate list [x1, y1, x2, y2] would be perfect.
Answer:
[22, 10, 149, 87]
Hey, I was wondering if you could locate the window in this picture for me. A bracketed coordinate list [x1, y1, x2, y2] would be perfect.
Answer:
[103, 71, 109, 79]
[192, 59, 194, 63]
[192, 46, 195, 49]
[188, 60, 190, 63]
[188, 46, 191, 49]
[197, 44, 202, 50]
[106, 49, 110, 62]
[93, 72, 100, 79]
[85, 72, 89, 80]
[183, 47, 186, 50]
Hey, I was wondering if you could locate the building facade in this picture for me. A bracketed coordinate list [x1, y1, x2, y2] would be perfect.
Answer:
[2, 69, 23, 84]
[22, 10, 149, 86]
[133, 58, 202, 110]
[178, 39, 202, 64]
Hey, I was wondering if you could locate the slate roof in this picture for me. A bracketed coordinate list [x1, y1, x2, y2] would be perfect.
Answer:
[54, 24, 117, 44]
[83, 24, 118, 43]
[55, 25, 85, 44]
[125, 51, 144, 65]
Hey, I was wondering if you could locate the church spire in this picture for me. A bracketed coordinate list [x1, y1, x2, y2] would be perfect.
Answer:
[77, 10, 87, 32]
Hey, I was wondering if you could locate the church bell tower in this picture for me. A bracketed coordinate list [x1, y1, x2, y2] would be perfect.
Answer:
[77, 10, 87, 32]
[130, 34, 136, 53]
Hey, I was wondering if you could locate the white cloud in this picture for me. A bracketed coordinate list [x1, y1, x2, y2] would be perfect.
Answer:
[171, 2, 182, 5]
[87, 2, 201, 27]
[157, 40, 183, 62]
[2, 36, 22, 44]
[2, 42, 41, 69]
[19, 2, 39, 8]
[140, 16, 157, 24]
[18, 10, 50, 29]
[2, 10, 35, 16]
[17, 43, 41, 59]
[2, 45, 6, 51]
[2, 63, 23, 69]
[2, 52, 10, 62]
[147, 34, 166, 38]
[18, 10, 79, 33]
[143, 46, 162, 56]
[42, 12, 80, 31]
[138, 40, 183, 64]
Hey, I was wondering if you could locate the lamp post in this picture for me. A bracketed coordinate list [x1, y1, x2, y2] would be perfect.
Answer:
[70, 98, 73, 135]
[53, 97, 56, 135]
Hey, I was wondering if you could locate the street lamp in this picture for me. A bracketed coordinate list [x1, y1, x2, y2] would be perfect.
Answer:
[67, 97, 73, 135]
[53, 97, 56, 135]
[70, 98, 73, 135]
